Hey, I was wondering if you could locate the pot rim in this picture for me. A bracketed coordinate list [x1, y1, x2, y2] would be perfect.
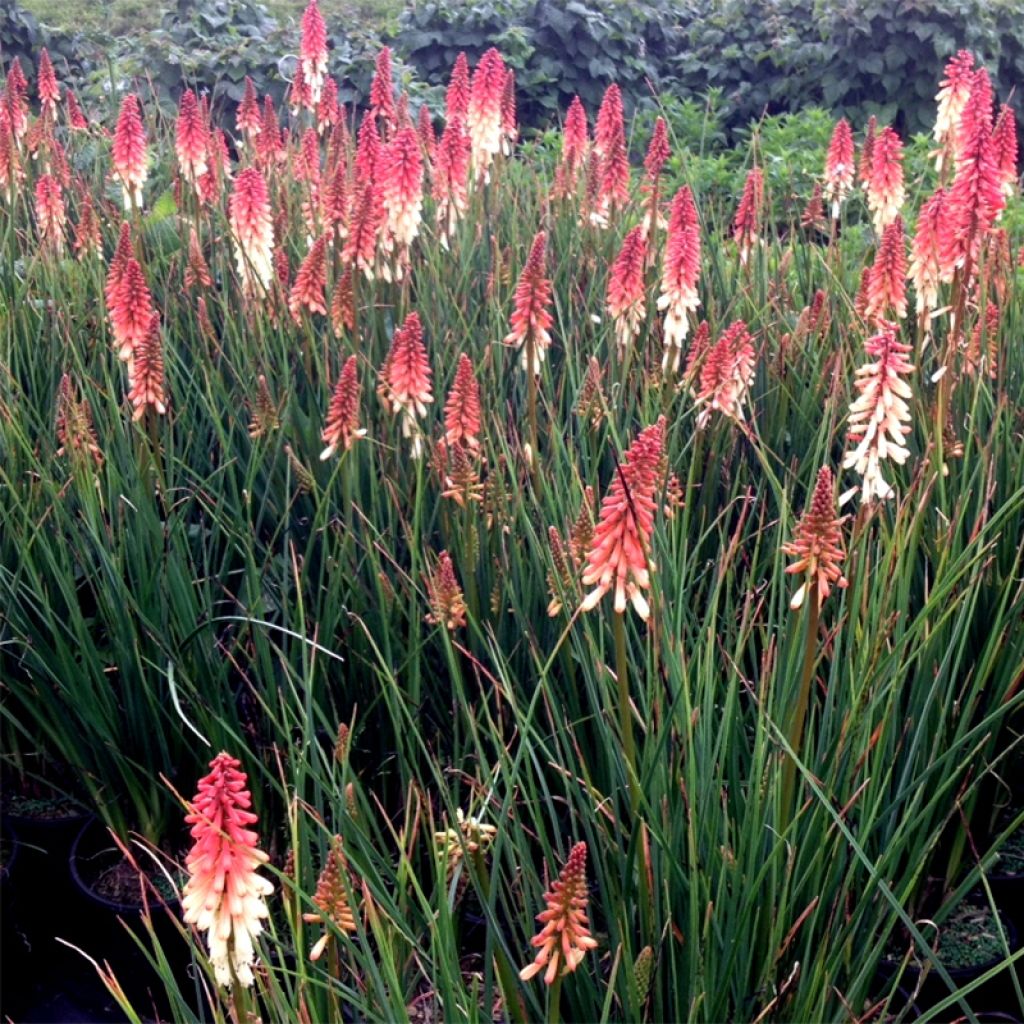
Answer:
[69, 818, 181, 915]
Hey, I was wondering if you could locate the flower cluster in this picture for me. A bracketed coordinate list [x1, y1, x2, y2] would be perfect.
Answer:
[182, 753, 273, 989]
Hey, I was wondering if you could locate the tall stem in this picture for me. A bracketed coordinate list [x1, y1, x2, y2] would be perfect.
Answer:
[547, 972, 564, 1024]
[614, 613, 639, 815]
[526, 353, 539, 486]
[780, 594, 820, 831]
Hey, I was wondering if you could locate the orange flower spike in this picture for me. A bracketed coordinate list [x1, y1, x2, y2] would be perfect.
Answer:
[520, 842, 599, 984]
[127, 314, 168, 421]
[823, 117, 854, 219]
[944, 68, 1003, 274]
[658, 184, 702, 372]
[591, 83, 629, 226]
[504, 230, 554, 375]
[782, 466, 848, 611]
[289, 235, 329, 323]
[182, 752, 273, 989]
[65, 89, 88, 131]
[426, 550, 467, 630]
[695, 320, 756, 428]
[933, 50, 976, 173]
[370, 46, 396, 131]
[300, 0, 328, 105]
[444, 353, 482, 449]
[433, 117, 471, 248]
[304, 837, 358, 962]
[229, 167, 275, 299]
[553, 95, 589, 200]
[381, 311, 433, 458]
[4, 61, 29, 142]
[580, 418, 666, 619]
[842, 321, 914, 503]
[863, 217, 907, 323]
[866, 126, 904, 234]
[908, 189, 949, 321]
[111, 94, 147, 210]
[417, 104, 437, 169]
[255, 96, 283, 169]
[34, 173, 65, 255]
[992, 105, 1018, 199]
[105, 221, 135, 310]
[446, 52, 471, 123]
[237, 77, 262, 141]
[381, 125, 424, 266]
[175, 89, 209, 189]
[343, 180, 382, 280]
[0, 112, 21, 203]
[606, 225, 648, 353]
[318, 76, 341, 135]
[73, 193, 102, 260]
[732, 167, 763, 265]
[109, 257, 155, 362]
[37, 48, 60, 115]
[320, 355, 366, 459]
[467, 47, 506, 183]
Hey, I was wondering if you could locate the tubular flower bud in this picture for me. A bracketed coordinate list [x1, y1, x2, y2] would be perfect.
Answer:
[248, 374, 281, 440]
[229, 167, 275, 300]
[641, 116, 671, 239]
[504, 230, 553, 375]
[112, 94, 147, 210]
[695, 320, 756, 428]
[5, 61, 29, 142]
[127, 313, 167, 420]
[255, 97, 283, 170]
[606, 225, 647, 353]
[444, 353, 482, 449]
[184, 227, 213, 290]
[320, 355, 365, 458]
[842, 321, 914, 503]
[467, 48, 506, 184]
[866, 126, 904, 234]
[658, 185, 702, 372]
[380, 311, 433, 458]
[182, 753, 273, 989]
[300, 0, 328, 105]
[175, 89, 209, 187]
[732, 167, 763, 265]
[520, 843, 598, 984]
[782, 466, 848, 611]
[318, 76, 341, 135]
[331, 267, 356, 337]
[823, 118, 855, 219]
[863, 217, 907, 323]
[580, 418, 665, 619]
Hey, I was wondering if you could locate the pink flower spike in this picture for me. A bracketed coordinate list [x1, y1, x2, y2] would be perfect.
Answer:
[182, 753, 273, 989]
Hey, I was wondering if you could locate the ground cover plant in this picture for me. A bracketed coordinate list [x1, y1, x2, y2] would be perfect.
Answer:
[1, 9, 1024, 1022]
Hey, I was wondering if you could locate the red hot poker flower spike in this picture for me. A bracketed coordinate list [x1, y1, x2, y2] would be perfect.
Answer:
[182, 752, 273, 988]
[782, 466, 848, 611]
[580, 417, 666, 619]
[520, 842, 598, 985]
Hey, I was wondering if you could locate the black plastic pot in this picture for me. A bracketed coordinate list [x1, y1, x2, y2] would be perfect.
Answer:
[879, 917, 1020, 1016]
[68, 818, 186, 1015]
